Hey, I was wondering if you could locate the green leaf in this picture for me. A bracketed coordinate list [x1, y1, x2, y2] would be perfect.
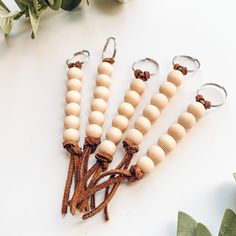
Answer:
[28, 4, 40, 38]
[61, 0, 81, 11]
[233, 173, 236, 181]
[49, 0, 61, 10]
[177, 212, 197, 236]
[219, 209, 236, 236]
[46, 0, 54, 5]
[0, 9, 19, 35]
[196, 223, 212, 236]
[0, 0, 10, 12]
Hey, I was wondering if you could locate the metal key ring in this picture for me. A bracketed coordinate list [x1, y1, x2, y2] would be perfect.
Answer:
[132, 57, 159, 76]
[102, 37, 117, 60]
[66, 50, 90, 66]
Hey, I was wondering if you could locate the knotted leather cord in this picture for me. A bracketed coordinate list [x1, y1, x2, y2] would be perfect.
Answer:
[173, 64, 188, 75]
[195, 95, 211, 109]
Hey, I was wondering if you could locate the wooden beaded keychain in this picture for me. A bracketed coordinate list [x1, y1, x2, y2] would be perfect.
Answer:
[74, 82, 227, 220]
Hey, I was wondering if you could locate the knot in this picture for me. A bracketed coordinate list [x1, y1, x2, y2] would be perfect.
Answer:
[102, 58, 115, 65]
[95, 152, 113, 171]
[63, 141, 82, 156]
[68, 61, 82, 69]
[128, 165, 144, 182]
[84, 137, 101, 153]
[195, 95, 211, 109]
[123, 139, 139, 154]
[173, 64, 187, 75]
[134, 69, 150, 81]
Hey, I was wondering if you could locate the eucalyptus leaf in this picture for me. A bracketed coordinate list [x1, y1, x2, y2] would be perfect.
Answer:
[196, 223, 212, 236]
[0, 0, 10, 12]
[17, 0, 33, 6]
[46, 0, 54, 5]
[49, 0, 61, 10]
[219, 209, 236, 236]
[28, 4, 40, 38]
[233, 173, 236, 181]
[61, 0, 81, 11]
[0, 10, 20, 34]
[177, 212, 197, 236]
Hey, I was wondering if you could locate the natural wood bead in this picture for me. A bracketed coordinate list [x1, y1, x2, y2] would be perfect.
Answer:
[134, 116, 152, 134]
[86, 124, 102, 138]
[91, 98, 107, 113]
[130, 79, 146, 95]
[96, 74, 111, 88]
[137, 156, 155, 174]
[88, 111, 105, 126]
[158, 134, 176, 153]
[66, 90, 81, 104]
[143, 105, 160, 122]
[168, 123, 185, 141]
[67, 67, 83, 80]
[63, 128, 80, 142]
[178, 112, 196, 129]
[151, 93, 168, 109]
[106, 127, 123, 144]
[112, 115, 129, 131]
[97, 62, 113, 77]
[167, 70, 184, 87]
[64, 115, 80, 129]
[187, 102, 206, 119]
[124, 90, 141, 107]
[125, 128, 143, 145]
[159, 82, 177, 98]
[118, 102, 134, 119]
[99, 140, 116, 155]
[67, 79, 82, 92]
[65, 103, 81, 116]
[94, 86, 110, 101]
[147, 145, 165, 164]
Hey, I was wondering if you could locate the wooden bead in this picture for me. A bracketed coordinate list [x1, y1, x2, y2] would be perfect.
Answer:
[67, 67, 83, 80]
[118, 102, 134, 119]
[125, 128, 143, 145]
[99, 140, 116, 155]
[94, 86, 110, 101]
[91, 98, 107, 113]
[134, 116, 152, 134]
[143, 105, 160, 122]
[67, 79, 82, 92]
[124, 90, 141, 107]
[168, 123, 185, 141]
[112, 115, 129, 131]
[147, 145, 165, 164]
[187, 102, 206, 119]
[97, 62, 113, 77]
[167, 70, 184, 86]
[106, 127, 123, 144]
[86, 124, 102, 138]
[159, 82, 176, 98]
[151, 93, 168, 109]
[96, 74, 111, 88]
[130, 79, 146, 95]
[64, 115, 80, 129]
[63, 128, 80, 142]
[65, 103, 81, 116]
[88, 111, 105, 126]
[66, 90, 81, 104]
[137, 156, 155, 174]
[158, 134, 176, 153]
[178, 112, 196, 129]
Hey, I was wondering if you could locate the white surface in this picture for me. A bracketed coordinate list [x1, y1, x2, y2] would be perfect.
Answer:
[0, 0, 236, 235]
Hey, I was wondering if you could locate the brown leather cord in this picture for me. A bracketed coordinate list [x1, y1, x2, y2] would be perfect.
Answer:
[173, 64, 187, 75]
[195, 95, 211, 109]
[68, 61, 82, 69]
[102, 57, 115, 65]
[134, 69, 151, 81]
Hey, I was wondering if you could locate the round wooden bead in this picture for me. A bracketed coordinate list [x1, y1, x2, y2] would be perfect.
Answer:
[187, 102, 206, 119]
[151, 93, 168, 109]
[94, 86, 110, 101]
[63, 128, 80, 142]
[130, 79, 146, 95]
[91, 98, 107, 113]
[86, 124, 102, 138]
[125, 128, 143, 145]
[88, 111, 105, 126]
[134, 116, 152, 134]
[168, 123, 185, 141]
[112, 115, 129, 132]
[143, 105, 160, 122]
[147, 145, 165, 164]
[96, 74, 111, 88]
[65, 103, 81, 116]
[97, 62, 113, 77]
[64, 115, 80, 129]
[99, 140, 116, 155]
[178, 112, 196, 129]
[167, 70, 184, 87]
[158, 134, 176, 153]
[66, 90, 81, 104]
[159, 82, 177, 98]
[137, 156, 155, 174]
[124, 90, 141, 107]
[67, 67, 83, 80]
[118, 102, 134, 119]
[106, 127, 123, 144]
[67, 79, 82, 92]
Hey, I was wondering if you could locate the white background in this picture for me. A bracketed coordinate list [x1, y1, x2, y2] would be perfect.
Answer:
[0, 0, 236, 235]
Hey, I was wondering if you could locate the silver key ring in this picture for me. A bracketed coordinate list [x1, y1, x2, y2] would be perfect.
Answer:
[132, 57, 159, 76]
[66, 50, 90, 66]
[102, 37, 117, 60]
[172, 55, 200, 73]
